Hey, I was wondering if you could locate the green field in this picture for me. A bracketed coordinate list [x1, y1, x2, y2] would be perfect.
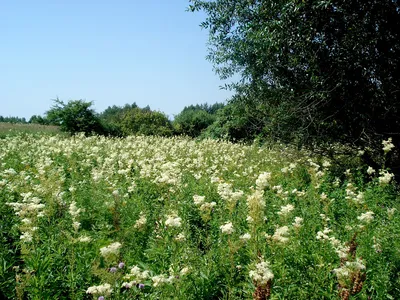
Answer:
[0, 123, 60, 138]
[0, 133, 399, 299]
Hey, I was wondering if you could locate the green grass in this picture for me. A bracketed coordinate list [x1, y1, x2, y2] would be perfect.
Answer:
[0, 123, 60, 137]
[0, 133, 399, 299]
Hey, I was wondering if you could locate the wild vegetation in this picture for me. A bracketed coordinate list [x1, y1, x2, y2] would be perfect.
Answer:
[1, 2, 399, 298]
[0, 133, 399, 299]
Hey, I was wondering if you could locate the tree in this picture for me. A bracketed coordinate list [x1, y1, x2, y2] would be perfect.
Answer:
[189, 0, 400, 171]
[46, 99, 104, 135]
[120, 107, 173, 136]
[173, 103, 224, 137]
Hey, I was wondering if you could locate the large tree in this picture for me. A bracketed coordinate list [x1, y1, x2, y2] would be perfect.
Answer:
[189, 0, 400, 166]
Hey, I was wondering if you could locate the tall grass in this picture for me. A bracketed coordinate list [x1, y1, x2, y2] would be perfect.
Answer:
[0, 123, 60, 138]
[0, 133, 399, 299]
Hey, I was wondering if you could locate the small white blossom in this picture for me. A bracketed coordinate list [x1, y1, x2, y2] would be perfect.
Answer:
[220, 222, 234, 235]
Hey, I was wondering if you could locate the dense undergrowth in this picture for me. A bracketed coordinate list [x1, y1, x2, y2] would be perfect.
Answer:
[0, 133, 399, 299]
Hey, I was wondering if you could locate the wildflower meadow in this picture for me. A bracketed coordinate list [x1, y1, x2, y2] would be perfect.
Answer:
[0, 133, 399, 299]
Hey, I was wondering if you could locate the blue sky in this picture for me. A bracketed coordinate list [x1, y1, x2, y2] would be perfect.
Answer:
[1, 0, 233, 119]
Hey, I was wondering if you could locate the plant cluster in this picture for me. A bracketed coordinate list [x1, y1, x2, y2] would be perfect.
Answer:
[0, 133, 399, 299]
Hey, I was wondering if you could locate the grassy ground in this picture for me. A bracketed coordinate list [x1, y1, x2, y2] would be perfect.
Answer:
[0, 123, 60, 137]
[0, 133, 399, 299]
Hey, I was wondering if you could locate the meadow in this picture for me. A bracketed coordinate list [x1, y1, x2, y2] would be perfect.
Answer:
[0, 133, 399, 299]
[0, 123, 60, 138]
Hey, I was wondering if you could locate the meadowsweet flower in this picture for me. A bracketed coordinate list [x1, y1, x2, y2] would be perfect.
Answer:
[165, 213, 182, 227]
[292, 217, 303, 229]
[249, 260, 274, 286]
[20, 232, 33, 242]
[277, 204, 294, 216]
[199, 201, 216, 212]
[100, 242, 122, 257]
[72, 221, 81, 231]
[367, 166, 375, 175]
[69, 201, 82, 218]
[357, 211, 374, 223]
[239, 233, 251, 241]
[246, 215, 254, 223]
[134, 212, 147, 229]
[78, 235, 92, 243]
[382, 138, 395, 153]
[378, 170, 394, 185]
[255, 172, 271, 190]
[124, 266, 150, 281]
[387, 207, 396, 218]
[151, 274, 174, 287]
[180, 267, 190, 275]
[220, 222, 234, 234]
[86, 283, 112, 296]
[174, 232, 186, 242]
[271, 226, 289, 243]
[193, 195, 205, 205]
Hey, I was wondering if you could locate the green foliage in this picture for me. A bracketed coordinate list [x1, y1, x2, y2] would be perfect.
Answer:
[0, 116, 27, 123]
[1, 133, 399, 299]
[46, 99, 104, 136]
[189, 0, 400, 174]
[120, 107, 173, 136]
[173, 104, 223, 137]
[29, 115, 49, 125]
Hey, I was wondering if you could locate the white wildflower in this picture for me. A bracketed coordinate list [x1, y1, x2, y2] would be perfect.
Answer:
[382, 138, 395, 153]
[277, 204, 294, 216]
[378, 170, 394, 185]
[357, 211, 374, 223]
[249, 260, 274, 286]
[100, 242, 122, 257]
[367, 166, 375, 175]
[220, 222, 234, 235]
[292, 217, 303, 229]
[239, 233, 251, 241]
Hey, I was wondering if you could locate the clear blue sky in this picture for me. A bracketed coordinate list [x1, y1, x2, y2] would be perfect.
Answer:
[1, 0, 233, 119]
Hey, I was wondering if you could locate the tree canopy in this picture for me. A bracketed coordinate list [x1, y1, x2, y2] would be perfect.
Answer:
[189, 0, 400, 142]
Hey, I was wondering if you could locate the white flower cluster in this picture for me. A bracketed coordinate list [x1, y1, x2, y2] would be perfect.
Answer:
[249, 260, 274, 286]
[86, 283, 113, 296]
[255, 172, 271, 190]
[357, 211, 374, 223]
[316, 228, 349, 259]
[378, 170, 394, 185]
[277, 204, 295, 217]
[220, 221, 234, 235]
[239, 233, 251, 241]
[193, 195, 205, 205]
[151, 274, 175, 287]
[193, 195, 216, 216]
[292, 217, 303, 229]
[345, 183, 364, 205]
[367, 166, 375, 175]
[134, 212, 147, 230]
[270, 226, 290, 244]
[382, 138, 395, 153]
[333, 257, 366, 284]
[7, 192, 46, 243]
[217, 182, 244, 203]
[69, 201, 83, 232]
[174, 232, 186, 242]
[281, 163, 297, 174]
[100, 242, 122, 258]
[123, 265, 150, 285]
[165, 213, 182, 227]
